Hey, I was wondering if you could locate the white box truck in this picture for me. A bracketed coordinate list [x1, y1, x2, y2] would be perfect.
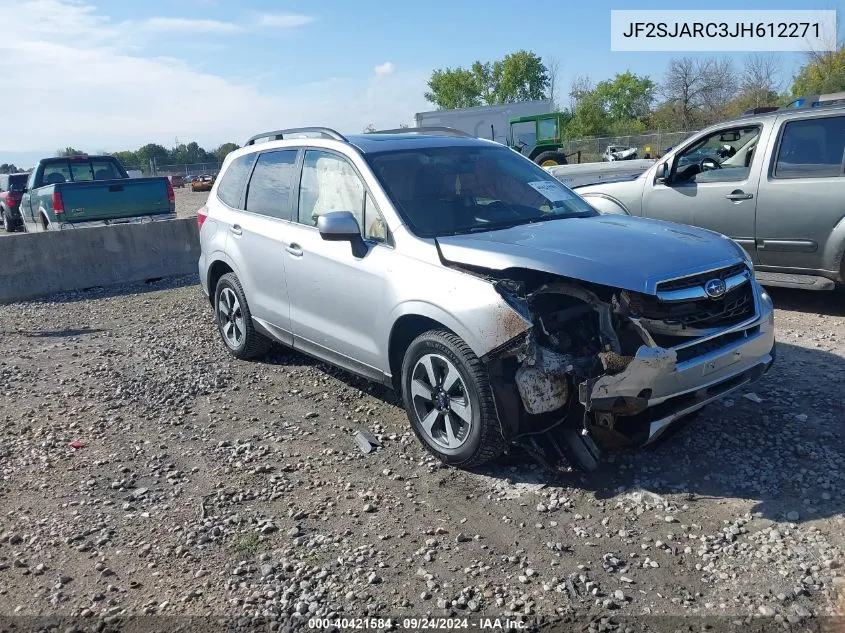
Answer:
[414, 100, 552, 146]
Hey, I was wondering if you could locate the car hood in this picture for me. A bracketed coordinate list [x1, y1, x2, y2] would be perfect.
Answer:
[436, 215, 744, 295]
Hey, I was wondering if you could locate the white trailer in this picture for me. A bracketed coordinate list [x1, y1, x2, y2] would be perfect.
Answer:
[414, 100, 552, 145]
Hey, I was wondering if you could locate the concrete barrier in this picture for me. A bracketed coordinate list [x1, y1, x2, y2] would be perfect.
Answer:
[0, 218, 199, 304]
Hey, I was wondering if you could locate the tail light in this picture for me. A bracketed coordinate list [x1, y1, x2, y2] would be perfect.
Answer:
[196, 206, 208, 228]
[166, 181, 175, 205]
[52, 191, 64, 214]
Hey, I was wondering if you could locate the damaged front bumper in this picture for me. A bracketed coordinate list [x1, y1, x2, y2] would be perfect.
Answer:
[491, 273, 776, 470]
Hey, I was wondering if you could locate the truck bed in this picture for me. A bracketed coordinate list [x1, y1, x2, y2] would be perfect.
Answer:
[54, 177, 173, 223]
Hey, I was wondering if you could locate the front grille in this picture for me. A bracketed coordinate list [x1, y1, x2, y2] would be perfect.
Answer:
[656, 263, 747, 293]
[627, 265, 756, 331]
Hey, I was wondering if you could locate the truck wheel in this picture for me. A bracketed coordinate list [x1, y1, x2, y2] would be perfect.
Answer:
[401, 330, 505, 468]
[1, 208, 11, 233]
[534, 151, 569, 167]
[214, 273, 271, 360]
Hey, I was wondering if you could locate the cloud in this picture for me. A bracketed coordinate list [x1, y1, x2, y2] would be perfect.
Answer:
[374, 62, 396, 76]
[255, 13, 316, 28]
[138, 17, 242, 33]
[0, 0, 429, 161]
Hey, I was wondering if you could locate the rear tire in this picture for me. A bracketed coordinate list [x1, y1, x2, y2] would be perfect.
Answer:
[1, 208, 12, 233]
[535, 151, 569, 167]
[214, 273, 271, 360]
[401, 330, 505, 468]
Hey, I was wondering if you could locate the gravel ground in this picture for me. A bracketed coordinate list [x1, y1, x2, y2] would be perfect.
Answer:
[0, 274, 842, 632]
[174, 187, 209, 219]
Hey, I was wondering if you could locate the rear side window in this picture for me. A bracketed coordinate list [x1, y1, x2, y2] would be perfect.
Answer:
[216, 154, 255, 209]
[245, 150, 298, 219]
[774, 116, 845, 178]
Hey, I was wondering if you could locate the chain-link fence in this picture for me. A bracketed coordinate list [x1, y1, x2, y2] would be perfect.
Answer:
[562, 130, 699, 163]
[119, 162, 222, 177]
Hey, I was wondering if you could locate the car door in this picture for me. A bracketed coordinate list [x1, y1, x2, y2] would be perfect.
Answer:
[282, 148, 393, 380]
[222, 149, 300, 345]
[754, 113, 845, 273]
[641, 122, 771, 263]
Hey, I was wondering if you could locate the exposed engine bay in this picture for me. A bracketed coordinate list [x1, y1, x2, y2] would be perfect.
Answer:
[472, 267, 768, 472]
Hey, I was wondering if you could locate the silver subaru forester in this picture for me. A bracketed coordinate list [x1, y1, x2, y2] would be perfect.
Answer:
[197, 126, 776, 471]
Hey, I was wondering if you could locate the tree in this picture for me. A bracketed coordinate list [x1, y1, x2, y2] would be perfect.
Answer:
[136, 143, 169, 171]
[424, 50, 548, 109]
[363, 124, 376, 133]
[791, 44, 845, 95]
[660, 56, 737, 128]
[593, 71, 656, 122]
[0, 164, 24, 174]
[546, 57, 562, 110]
[741, 53, 781, 106]
[564, 72, 655, 139]
[110, 150, 139, 169]
[56, 147, 85, 157]
[569, 75, 592, 111]
[214, 143, 240, 162]
[424, 67, 482, 109]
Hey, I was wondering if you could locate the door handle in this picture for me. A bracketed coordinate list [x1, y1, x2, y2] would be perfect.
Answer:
[285, 243, 303, 257]
[229, 224, 242, 236]
[725, 191, 753, 201]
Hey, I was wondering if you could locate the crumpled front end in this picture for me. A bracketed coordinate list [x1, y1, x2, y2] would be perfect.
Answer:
[479, 263, 776, 471]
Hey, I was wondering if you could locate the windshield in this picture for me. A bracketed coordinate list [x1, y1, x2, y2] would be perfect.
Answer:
[366, 145, 596, 237]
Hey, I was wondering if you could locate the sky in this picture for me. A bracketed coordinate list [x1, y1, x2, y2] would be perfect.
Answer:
[0, 0, 841, 167]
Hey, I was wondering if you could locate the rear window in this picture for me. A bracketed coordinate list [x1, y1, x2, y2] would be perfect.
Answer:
[40, 159, 122, 185]
[216, 154, 255, 209]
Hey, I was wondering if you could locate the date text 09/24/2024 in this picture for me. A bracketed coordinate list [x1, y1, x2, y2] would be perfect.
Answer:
[307, 618, 527, 630]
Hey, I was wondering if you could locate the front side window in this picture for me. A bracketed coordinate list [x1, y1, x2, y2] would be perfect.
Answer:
[510, 121, 536, 151]
[366, 145, 596, 238]
[216, 154, 255, 209]
[674, 125, 761, 183]
[774, 116, 845, 179]
[297, 150, 365, 228]
[245, 150, 298, 219]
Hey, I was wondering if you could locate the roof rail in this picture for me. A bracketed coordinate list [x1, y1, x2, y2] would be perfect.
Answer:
[742, 106, 780, 116]
[369, 126, 475, 138]
[245, 127, 347, 146]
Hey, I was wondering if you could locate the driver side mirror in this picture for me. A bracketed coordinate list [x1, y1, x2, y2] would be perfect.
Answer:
[655, 161, 672, 185]
[317, 211, 368, 258]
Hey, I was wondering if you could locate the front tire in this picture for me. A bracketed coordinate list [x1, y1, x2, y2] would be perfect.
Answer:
[214, 273, 271, 360]
[401, 330, 504, 468]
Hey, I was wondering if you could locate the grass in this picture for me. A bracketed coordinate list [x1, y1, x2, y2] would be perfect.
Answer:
[233, 533, 260, 559]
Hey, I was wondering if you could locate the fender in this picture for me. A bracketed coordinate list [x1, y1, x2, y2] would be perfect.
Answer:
[821, 214, 845, 282]
[577, 191, 631, 216]
[385, 296, 531, 363]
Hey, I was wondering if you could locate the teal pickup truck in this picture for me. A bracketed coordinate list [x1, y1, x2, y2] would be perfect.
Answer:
[19, 155, 176, 231]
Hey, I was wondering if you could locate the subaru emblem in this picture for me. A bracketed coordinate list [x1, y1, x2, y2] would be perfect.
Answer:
[704, 278, 727, 299]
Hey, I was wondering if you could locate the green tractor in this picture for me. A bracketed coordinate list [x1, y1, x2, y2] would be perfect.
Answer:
[508, 112, 578, 167]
